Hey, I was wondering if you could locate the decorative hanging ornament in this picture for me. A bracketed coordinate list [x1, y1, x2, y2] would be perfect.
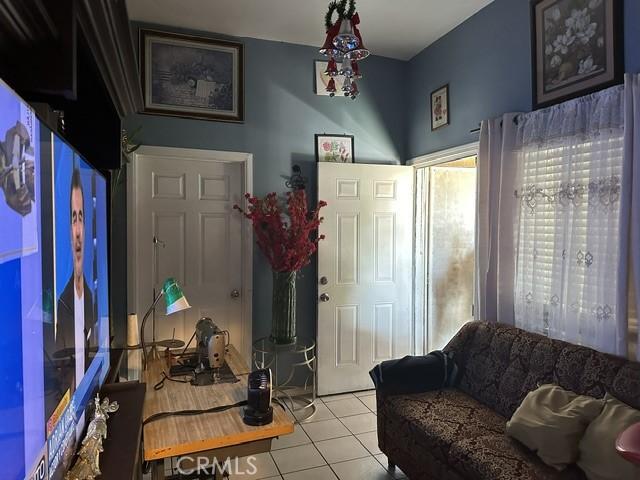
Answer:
[326, 77, 337, 97]
[333, 18, 359, 52]
[325, 57, 339, 77]
[319, 29, 340, 58]
[318, 0, 367, 100]
[342, 76, 352, 95]
[352, 61, 361, 79]
[350, 81, 359, 100]
[340, 58, 353, 78]
[345, 13, 370, 61]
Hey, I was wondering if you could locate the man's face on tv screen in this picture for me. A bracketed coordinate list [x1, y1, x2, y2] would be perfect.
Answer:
[71, 187, 84, 279]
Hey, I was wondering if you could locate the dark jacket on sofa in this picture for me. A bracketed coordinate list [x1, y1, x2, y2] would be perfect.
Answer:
[370, 351, 459, 396]
[376, 322, 640, 480]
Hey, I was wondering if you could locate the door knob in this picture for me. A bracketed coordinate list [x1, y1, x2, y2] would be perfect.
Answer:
[319, 293, 330, 302]
[230, 289, 240, 298]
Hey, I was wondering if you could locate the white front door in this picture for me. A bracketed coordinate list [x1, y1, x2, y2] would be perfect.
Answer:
[317, 163, 414, 395]
[128, 146, 252, 361]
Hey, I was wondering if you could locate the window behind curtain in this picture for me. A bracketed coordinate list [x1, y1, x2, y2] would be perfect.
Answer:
[511, 86, 626, 354]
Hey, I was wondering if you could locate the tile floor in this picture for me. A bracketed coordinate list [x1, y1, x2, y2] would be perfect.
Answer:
[233, 390, 406, 479]
[159, 390, 406, 479]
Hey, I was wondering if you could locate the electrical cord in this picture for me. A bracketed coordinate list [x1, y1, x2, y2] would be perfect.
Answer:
[143, 400, 249, 426]
[153, 371, 193, 391]
[142, 396, 286, 426]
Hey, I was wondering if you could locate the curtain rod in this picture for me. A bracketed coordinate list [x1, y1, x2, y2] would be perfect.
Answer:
[469, 116, 520, 134]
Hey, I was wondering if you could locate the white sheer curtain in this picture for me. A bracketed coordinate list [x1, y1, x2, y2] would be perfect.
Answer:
[476, 81, 637, 357]
[511, 85, 627, 355]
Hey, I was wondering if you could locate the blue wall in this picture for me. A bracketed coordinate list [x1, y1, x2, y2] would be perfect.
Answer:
[123, 23, 407, 342]
[119, 2, 640, 345]
[406, 0, 640, 159]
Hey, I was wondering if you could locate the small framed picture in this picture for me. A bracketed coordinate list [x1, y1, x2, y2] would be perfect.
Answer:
[531, 0, 623, 109]
[314, 61, 345, 96]
[315, 134, 354, 163]
[430, 85, 449, 131]
[140, 29, 244, 122]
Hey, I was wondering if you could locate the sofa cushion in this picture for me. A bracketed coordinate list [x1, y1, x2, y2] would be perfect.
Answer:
[577, 393, 640, 480]
[505, 384, 604, 470]
[383, 389, 505, 465]
[449, 435, 586, 480]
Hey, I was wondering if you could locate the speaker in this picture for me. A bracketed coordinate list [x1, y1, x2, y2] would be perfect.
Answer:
[243, 369, 273, 426]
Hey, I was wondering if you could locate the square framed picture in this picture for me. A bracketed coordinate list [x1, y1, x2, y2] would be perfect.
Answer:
[431, 84, 449, 131]
[314, 60, 345, 96]
[315, 134, 354, 163]
[140, 29, 244, 122]
[531, 0, 623, 109]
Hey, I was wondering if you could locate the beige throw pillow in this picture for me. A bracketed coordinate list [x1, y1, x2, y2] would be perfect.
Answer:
[577, 393, 640, 480]
[506, 384, 604, 470]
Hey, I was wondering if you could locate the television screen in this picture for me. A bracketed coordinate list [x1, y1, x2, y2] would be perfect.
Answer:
[0, 79, 110, 480]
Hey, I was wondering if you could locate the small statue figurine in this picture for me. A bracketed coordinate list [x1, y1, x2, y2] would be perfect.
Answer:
[65, 395, 119, 480]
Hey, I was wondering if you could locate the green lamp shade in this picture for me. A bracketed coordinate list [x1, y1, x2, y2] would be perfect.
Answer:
[163, 277, 191, 315]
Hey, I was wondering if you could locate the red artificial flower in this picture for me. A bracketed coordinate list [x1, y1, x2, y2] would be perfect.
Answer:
[234, 190, 327, 272]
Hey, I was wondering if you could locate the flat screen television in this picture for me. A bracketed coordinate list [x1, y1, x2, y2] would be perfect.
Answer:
[0, 79, 110, 480]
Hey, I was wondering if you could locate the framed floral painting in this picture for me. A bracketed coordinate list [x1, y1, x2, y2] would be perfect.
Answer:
[531, 0, 622, 109]
[315, 134, 354, 163]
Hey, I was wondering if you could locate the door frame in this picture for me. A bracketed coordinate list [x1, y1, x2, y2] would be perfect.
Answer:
[409, 142, 478, 355]
[127, 145, 254, 363]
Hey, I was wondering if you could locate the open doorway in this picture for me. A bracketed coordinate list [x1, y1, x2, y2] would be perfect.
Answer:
[414, 151, 477, 354]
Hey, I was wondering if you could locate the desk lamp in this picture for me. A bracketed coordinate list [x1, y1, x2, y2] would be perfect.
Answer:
[141, 277, 191, 369]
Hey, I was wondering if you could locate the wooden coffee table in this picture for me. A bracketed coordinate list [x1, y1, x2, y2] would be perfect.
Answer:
[142, 344, 293, 478]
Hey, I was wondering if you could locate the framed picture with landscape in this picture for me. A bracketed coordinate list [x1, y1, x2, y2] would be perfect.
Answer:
[140, 29, 244, 122]
[531, 0, 622, 109]
[315, 134, 354, 163]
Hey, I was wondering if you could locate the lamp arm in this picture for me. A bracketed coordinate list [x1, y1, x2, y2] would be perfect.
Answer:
[140, 289, 165, 369]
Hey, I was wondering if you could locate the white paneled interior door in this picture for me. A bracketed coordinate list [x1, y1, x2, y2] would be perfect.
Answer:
[128, 147, 252, 361]
[317, 163, 414, 395]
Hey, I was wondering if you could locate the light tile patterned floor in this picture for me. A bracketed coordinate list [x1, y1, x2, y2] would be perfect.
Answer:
[237, 391, 406, 480]
[159, 391, 406, 480]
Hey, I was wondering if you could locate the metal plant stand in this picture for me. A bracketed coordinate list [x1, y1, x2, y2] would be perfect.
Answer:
[252, 336, 317, 421]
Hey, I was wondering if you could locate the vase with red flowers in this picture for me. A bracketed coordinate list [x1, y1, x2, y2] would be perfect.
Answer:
[235, 190, 326, 344]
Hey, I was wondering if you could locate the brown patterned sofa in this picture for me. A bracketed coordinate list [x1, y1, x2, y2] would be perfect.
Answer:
[376, 322, 640, 480]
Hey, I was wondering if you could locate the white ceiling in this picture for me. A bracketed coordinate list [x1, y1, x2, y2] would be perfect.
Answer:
[126, 0, 494, 61]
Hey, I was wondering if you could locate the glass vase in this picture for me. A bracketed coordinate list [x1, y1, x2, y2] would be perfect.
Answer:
[271, 270, 297, 345]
